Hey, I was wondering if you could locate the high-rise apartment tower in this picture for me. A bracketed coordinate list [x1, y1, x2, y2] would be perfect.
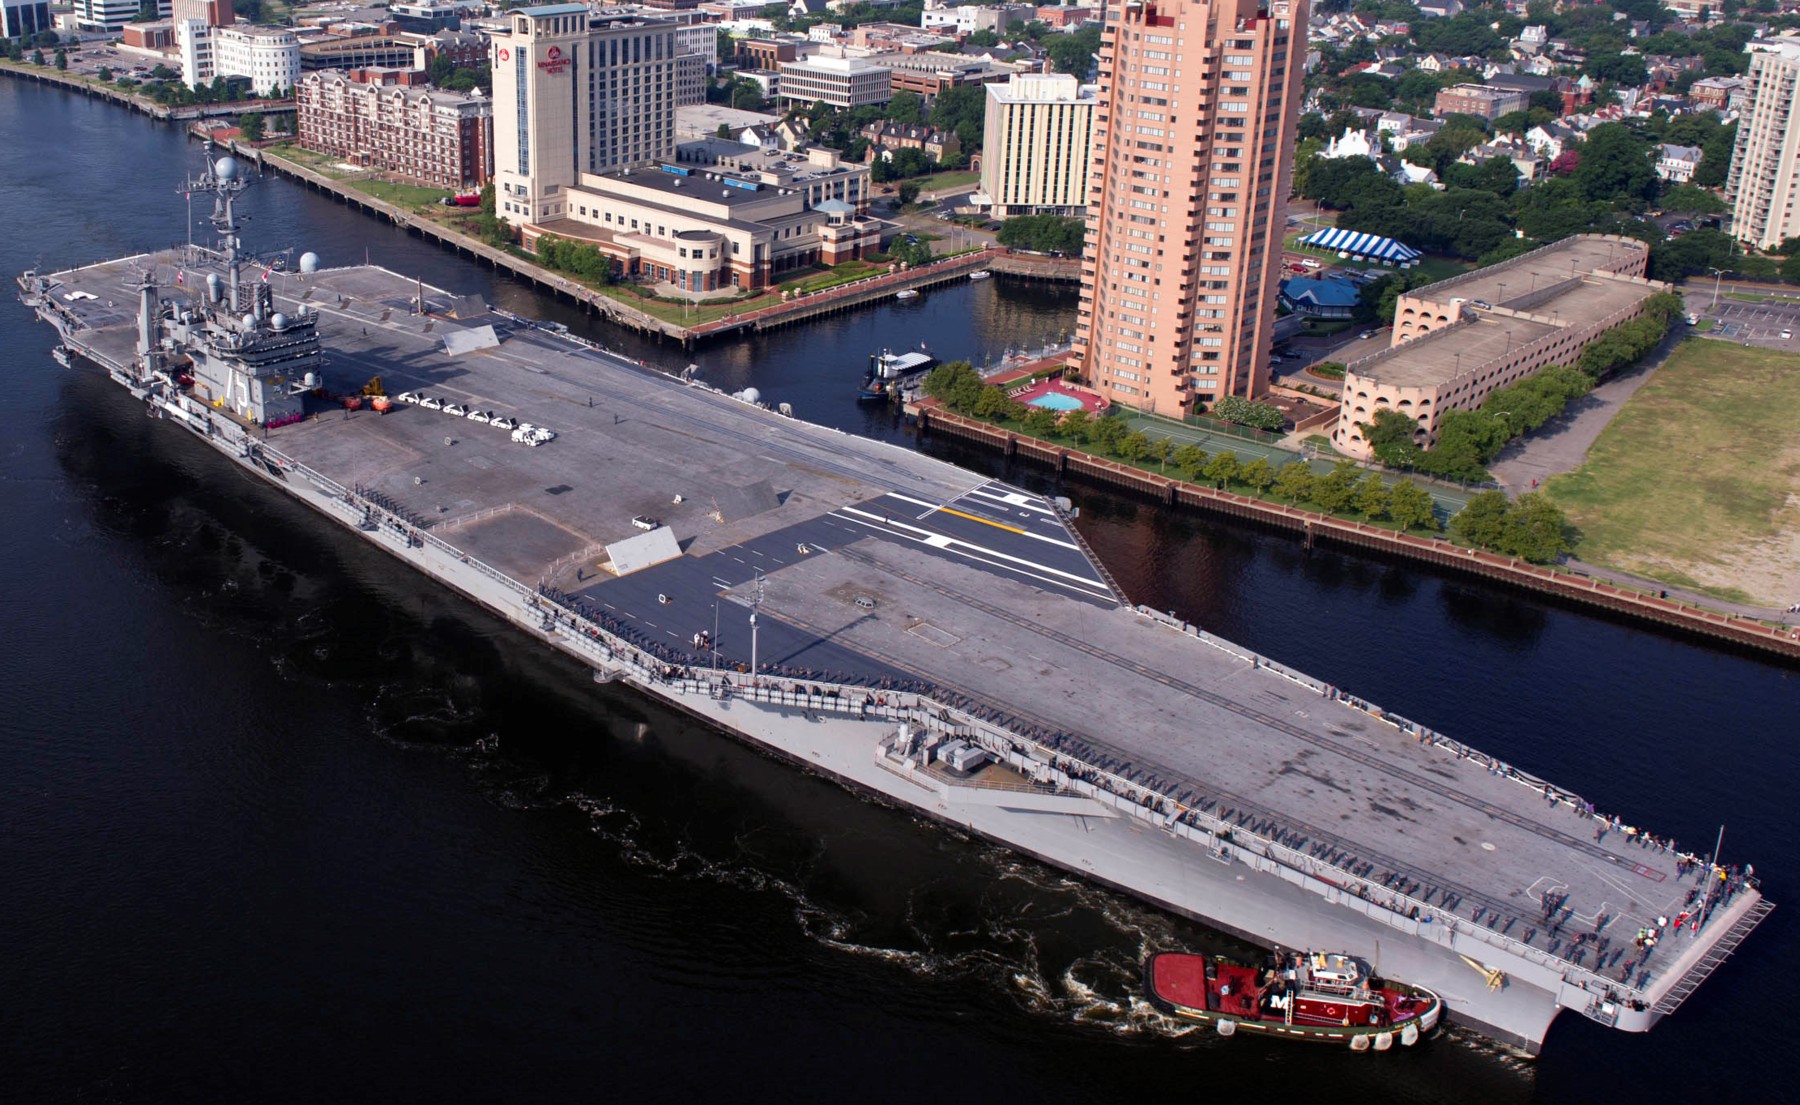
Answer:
[1075, 0, 1308, 414]
[1726, 35, 1800, 252]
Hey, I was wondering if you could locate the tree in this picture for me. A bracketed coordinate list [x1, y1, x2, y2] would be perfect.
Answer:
[1117, 430, 1151, 464]
[1585, 52, 1648, 87]
[730, 82, 765, 112]
[1308, 462, 1359, 514]
[929, 85, 986, 150]
[886, 90, 924, 125]
[1450, 491, 1513, 549]
[97, 65, 112, 82]
[1211, 395, 1286, 432]
[1090, 414, 1129, 455]
[1058, 408, 1092, 444]
[1021, 406, 1061, 438]
[922, 361, 984, 412]
[1572, 123, 1657, 207]
[1241, 457, 1276, 496]
[895, 181, 920, 206]
[1363, 408, 1422, 467]
[1387, 480, 1439, 531]
[1782, 255, 1800, 284]
[1273, 461, 1315, 505]
[996, 214, 1085, 255]
[31, 48, 43, 66]
[1171, 443, 1208, 482]
[53, 47, 66, 70]
[973, 384, 1018, 421]
[1659, 183, 1727, 215]
[1045, 24, 1101, 79]
[1354, 474, 1391, 520]
[1148, 438, 1173, 473]
[967, 28, 999, 48]
[237, 111, 264, 142]
[1501, 493, 1573, 563]
[1203, 451, 1241, 489]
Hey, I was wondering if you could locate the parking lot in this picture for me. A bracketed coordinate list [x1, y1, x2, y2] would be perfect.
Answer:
[1691, 295, 1800, 347]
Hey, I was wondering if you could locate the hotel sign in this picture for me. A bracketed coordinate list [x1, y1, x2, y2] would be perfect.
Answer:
[537, 45, 571, 74]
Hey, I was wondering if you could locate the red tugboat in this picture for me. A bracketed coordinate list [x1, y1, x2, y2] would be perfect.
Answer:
[1144, 950, 1442, 1050]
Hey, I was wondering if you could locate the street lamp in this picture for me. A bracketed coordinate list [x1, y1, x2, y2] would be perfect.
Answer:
[1709, 266, 1725, 311]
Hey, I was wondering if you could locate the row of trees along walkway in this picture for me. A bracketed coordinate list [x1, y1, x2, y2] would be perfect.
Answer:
[918, 404, 1800, 661]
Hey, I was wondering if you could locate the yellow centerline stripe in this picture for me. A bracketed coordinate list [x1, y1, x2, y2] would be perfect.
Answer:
[937, 506, 1025, 534]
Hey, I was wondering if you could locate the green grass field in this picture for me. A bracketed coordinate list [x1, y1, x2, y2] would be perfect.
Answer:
[350, 179, 452, 213]
[1544, 339, 1800, 605]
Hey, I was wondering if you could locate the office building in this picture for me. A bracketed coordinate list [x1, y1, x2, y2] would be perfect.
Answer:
[2, 0, 52, 38]
[776, 52, 893, 109]
[980, 72, 1096, 218]
[1075, 0, 1308, 414]
[297, 69, 493, 188]
[1726, 35, 1800, 251]
[75, 0, 170, 33]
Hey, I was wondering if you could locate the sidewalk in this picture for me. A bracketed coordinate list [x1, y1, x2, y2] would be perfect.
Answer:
[1566, 559, 1800, 626]
[1488, 338, 1676, 494]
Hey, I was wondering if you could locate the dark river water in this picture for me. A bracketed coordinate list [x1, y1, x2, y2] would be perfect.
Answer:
[2, 79, 1794, 1104]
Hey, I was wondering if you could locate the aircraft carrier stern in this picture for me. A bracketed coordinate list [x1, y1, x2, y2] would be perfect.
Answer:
[19, 236, 1771, 1055]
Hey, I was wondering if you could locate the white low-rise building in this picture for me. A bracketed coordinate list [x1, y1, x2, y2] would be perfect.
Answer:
[180, 21, 300, 96]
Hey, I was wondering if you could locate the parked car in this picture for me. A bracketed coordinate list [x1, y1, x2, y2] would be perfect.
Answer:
[1300, 258, 1323, 269]
[1358, 330, 1376, 339]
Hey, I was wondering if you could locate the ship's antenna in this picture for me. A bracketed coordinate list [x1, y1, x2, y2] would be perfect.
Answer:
[748, 568, 764, 688]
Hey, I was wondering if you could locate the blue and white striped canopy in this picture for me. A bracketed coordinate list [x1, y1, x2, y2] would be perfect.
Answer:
[1299, 227, 1422, 264]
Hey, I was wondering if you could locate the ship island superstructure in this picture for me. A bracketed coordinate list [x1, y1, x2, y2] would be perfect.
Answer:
[16, 160, 1772, 1054]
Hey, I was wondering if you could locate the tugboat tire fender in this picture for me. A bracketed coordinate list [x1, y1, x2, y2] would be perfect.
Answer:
[1350, 1034, 1371, 1051]
[1400, 1023, 1419, 1047]
[1216, 1019, 1236, 1037]
[1374, 1031, 1394, 1051]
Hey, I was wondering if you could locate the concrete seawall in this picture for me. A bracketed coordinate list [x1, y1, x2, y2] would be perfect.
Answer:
[0, 60, 292, 122]
[922, 409, 1800, 662]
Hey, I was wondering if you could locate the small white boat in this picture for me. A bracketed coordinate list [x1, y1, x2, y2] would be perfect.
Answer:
[895, 289, 920, 300]
[969, 270, 992, 280]
[51, 346, 72, 367]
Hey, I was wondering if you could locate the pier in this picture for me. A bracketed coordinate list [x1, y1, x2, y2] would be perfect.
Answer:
[25, 247, 1771, 1053]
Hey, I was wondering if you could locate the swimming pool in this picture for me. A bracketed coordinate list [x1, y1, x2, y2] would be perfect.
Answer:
[1026, 392, 1085, 411]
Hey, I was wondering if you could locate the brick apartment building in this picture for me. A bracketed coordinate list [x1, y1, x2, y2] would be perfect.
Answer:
[296, 68, 493, 189]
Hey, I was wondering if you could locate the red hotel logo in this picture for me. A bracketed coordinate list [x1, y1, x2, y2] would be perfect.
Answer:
[537, 44, 571, 74]
[497, 47, 510, 61]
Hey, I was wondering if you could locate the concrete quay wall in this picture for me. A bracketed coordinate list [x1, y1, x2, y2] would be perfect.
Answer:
[0, 61, 292, 121]
[921, 409, 1800, 662]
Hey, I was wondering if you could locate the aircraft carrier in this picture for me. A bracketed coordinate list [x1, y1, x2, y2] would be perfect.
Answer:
[17, 160, 1770, 1053]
